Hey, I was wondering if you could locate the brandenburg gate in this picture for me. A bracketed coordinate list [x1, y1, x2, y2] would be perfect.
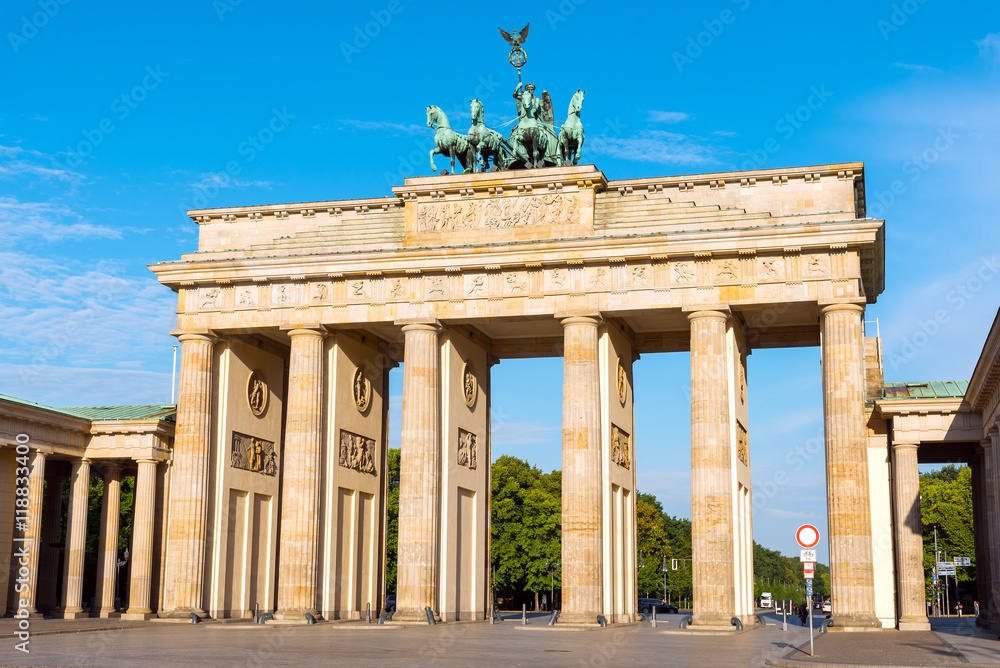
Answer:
[149, 161, 888, 628]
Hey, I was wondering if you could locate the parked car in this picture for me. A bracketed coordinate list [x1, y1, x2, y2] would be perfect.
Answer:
[384, 594, 396, 613]
[821, 600, 831, 613]
[638, 598, 678, 614]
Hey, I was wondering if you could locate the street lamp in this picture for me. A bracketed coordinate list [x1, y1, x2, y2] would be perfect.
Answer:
[545, 560, 560, 611]
[661, 554, 668, 604]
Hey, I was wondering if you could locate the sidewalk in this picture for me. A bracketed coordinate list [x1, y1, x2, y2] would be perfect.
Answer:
[765, 617, 1000, 668]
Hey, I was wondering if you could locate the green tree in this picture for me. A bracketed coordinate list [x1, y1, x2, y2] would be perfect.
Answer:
[385, 448, 400, 593]
[490, 456, 561, 604]
[921, 465, 976, 590]
[636, 493, 668, 597]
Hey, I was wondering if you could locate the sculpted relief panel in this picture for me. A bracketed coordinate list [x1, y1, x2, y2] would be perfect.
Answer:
[611, 424, 631, 470]
[231, 431, 277, 476]
[416, 193, 580, 232]
[339, 429, 377, 475]
[458, 429, 478, 470]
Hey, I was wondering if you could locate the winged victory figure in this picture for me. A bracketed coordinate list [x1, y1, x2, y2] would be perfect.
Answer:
[498, 23, 529, 47]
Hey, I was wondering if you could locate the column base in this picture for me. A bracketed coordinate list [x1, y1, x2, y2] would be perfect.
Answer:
[273, 608, 321, 622]
[689, 613, 737, 629]
[828, 613, 883, 631]
[92, 609, 122, 619]
[53, 610, 90, 619]
[556, 611, 601, 626]
[897, 616, 931, 631]
[121, 611, 156, 621]
[158, 607, 208, 619]
[391, 608, 441, 623]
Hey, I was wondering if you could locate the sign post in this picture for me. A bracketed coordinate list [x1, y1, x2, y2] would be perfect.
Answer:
[796, 525, 821, 657]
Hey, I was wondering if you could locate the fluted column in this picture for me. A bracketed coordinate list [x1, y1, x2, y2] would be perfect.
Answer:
[688, 310, 735, 627]
[821, 303, 880, 629]
[124, 459, 158, 619]
[94, 464, 122, 617]
[559, 315, 603, 624]
[275, 328, 326, 620]
[395, 323, 442, 622]
[892, 442, 930, 630]
[161, 331, 216, 618]
[58, 458, 91, 618]
[987, 428, 1000, 632]
[18, 451, 46, 616]
[37, 465, 66, 612]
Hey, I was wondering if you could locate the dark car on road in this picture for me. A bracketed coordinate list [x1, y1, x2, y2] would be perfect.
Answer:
[638, 598, 678, 614]
[385, 594, 396, 613]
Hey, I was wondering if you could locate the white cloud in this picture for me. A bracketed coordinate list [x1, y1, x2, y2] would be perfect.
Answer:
[0, 196, 120, 243]
[587, 130, 720, 165]
[975, 32, 1000, 64]
[891, 62, 941, 73]
[647, 111, 692, 124]
[492, 420, 560, 447]
[0, 143, 83, 183]
[337, 119, 427, 136]
[192, 173, 275, 191]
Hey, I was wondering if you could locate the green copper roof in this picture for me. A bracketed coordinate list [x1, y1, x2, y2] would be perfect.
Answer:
[0, 394, 176, 422]
[881, 381, 969, 400]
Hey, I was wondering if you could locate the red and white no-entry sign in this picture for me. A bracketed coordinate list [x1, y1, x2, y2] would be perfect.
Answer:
[796, 524, 820, 549]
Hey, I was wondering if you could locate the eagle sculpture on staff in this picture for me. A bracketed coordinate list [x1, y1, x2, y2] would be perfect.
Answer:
[500, 23, 530, 79]
[498, 23, 529, 48]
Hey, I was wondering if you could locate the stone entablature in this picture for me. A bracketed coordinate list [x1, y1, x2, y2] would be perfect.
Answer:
[875, 397, 983, 444]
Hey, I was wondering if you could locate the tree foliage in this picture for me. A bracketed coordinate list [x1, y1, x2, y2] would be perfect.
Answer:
[491, 456, 562, 599]
[385, 447, 400, 593]
[920, 465, 975, 587]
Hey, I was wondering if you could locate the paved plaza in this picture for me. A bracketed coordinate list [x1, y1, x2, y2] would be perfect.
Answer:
[0, 614, 996, 668]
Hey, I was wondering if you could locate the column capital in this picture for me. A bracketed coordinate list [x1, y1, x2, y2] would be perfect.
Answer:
[135, 458, 159, 466]
[686, 309, 729, 324]
[892, 441, 920, 452]
[98, 461, 123, 476]
[819, 302, 865, 316]
[560, 315, 602, 328]
[400, 321, 441, 334]
[285, 327, 327, 340]
[171, 330, 218, 344]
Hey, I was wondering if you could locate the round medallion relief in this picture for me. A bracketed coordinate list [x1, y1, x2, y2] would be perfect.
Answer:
[617, 362, 628, 406]
[247, 370, 268, 417]
[462, 362, 477, 409]
[353, 367, 372, 413]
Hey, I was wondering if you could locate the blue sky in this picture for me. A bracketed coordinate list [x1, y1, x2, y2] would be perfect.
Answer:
[2, 1, 998, 560]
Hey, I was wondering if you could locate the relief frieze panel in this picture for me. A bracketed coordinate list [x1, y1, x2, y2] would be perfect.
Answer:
[458, 428, 478, 469]
[737, 423, 749, 466]
[339, 429, 376, 475]
[236, 285, 258, 308]
[231, 431, 278, 476]
[611, 424, 631, 470]
[416, 193, 580, 233]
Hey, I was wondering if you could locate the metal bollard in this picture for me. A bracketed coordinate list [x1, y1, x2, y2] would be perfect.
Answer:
[489, 604, 494, 625]
[522, 603, 527, 626]
[425, 606, 436, 625]
[253, 603, 259, 624]
[366, 603, 371, 624]
[652, 608, 657, 628]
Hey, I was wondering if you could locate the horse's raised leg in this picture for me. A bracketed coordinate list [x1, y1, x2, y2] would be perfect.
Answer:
[429, 147, 439, 173]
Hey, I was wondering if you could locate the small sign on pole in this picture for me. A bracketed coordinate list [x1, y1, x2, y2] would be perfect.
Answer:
[806, 580, 814, 596]
[796, 525, 821, 549]
[800, 549, 817, 562]
[804, 561, 815, 579]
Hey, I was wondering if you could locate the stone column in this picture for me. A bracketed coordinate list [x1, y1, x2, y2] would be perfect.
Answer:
[988, 427, 1000, 632]
[58, 458, 91, 618]
[124, 459, 158, 619]
[688, 310, 735, 627]
[891, 442, 930, 630]
[972, 443, 992, 626]
[275, 328, 326, 621]
[821, 303, 880, 629]
[395, 323, 442, 622]
[161, 331, 216, 618]
[94, 464, 122, 617]
[37, 464, 66, 612]
[559, 316, 603, 624]
[20, 450, 46, 615]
